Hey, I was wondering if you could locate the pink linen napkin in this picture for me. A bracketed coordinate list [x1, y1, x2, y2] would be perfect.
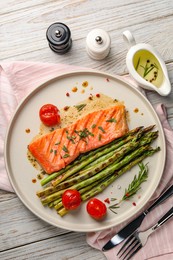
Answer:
[0, 61, 173, 259]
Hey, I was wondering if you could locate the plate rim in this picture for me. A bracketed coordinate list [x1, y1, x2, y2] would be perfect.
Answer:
[4, 69, 166, 232]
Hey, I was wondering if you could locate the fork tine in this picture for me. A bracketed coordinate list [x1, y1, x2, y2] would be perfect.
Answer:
[117, 234, 136, 256]
[119, 238, 139, 259]
[125, 243, 142, 260]
[117, 232, 143, 260]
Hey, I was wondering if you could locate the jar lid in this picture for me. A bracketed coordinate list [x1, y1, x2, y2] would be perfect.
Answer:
[46, 22, 72, 54]
[86, 29, 111, 60]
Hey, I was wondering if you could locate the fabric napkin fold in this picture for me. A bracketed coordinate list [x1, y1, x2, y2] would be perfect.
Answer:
[0, 61, 173, 259]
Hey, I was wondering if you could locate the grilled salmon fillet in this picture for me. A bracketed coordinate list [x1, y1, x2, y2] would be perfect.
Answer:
[28, 104, 128, 174]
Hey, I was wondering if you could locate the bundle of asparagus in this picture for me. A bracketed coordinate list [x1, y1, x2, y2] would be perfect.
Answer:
[36, 125, 160, 217]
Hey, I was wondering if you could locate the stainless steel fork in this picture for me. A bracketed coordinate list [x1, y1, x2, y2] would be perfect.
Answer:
[117, 206, 173, 260]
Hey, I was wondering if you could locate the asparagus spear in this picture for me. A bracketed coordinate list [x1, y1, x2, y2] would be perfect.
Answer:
[41, 144, 151, 205]
[57, 146, 160, 217]
[52, 136, 143, 191]
[51, 127, 152, 188]
[81, 147, 160, 201]
[37, 130, 158, 198]
[53, 180, 103, 210]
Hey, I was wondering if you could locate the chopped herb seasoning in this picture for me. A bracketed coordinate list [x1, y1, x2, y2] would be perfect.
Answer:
[98, 126, 106, 133]
[67, 135, 76, 144]
[55, 141, 60, 145]
[50, 149, 53, 153]
[63, 154, 70, 158]
[106, 118, 116, 123]
[54, 150, 57, 155]
[91, 124, 96, 129]
[62, 145, 69, 153]
[74, 104, 87, 112]
[75, 128, 94, 141]
[98, 134, 102, 141]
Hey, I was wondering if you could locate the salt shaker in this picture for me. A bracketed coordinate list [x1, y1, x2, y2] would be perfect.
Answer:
[46, 22, 72, 54]
[86, 29, 111, 60]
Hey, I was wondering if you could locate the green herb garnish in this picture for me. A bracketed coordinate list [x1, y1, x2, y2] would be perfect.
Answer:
[108, 162, 149, 214]
[74, 104, 87, 112]
[98, 126, 106, 133]
[135, 57, 141, 70]
[98, 134, 102, 141]
[75, 128, 94, 140]
[91, 124, 96, 129]
[122, 162, 148, 201]
[67, 135, 76, 144]
[63, 154, 70, 158]
[106, 118, 116, 123]
[62, 145, 69, 153]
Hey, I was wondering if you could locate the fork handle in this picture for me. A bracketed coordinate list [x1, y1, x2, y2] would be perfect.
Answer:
[153, 206, 173, 230]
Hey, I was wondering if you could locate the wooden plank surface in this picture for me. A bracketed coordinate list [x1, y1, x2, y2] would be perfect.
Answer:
[0, 0, 173, 259]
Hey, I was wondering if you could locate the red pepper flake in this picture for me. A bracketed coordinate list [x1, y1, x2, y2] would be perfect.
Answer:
[32, 178, 37, 183]
[66, 92, 70, 97]
[106, 78, 110, 82]
[132, 202, 136, 206]
[125, 192, 130, 197]
[96, 93, 100, 98]
[104, 198, 110, 204]
[64, 106, 70, 111]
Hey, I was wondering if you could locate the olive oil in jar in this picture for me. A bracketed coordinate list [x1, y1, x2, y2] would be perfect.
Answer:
[133, 50, 163, 88]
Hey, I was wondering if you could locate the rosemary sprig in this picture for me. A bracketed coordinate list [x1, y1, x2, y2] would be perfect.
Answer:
[135, 57, 141, 70]
[122, 162, 149, 201]
[139, 60, 159, 78]
[108, 162, 149, 213]
[109, 202, 120, 214]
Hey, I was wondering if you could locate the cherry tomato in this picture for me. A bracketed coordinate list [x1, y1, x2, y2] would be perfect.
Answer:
[62, 189, 82, 210]
[86, 198, 107, 220]
[39, 104, 60, 126]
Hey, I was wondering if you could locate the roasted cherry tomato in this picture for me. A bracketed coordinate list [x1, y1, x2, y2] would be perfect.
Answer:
[62, 189, 82, 210]
[86, 198, 107, 220]
[39, 104, 60, 126]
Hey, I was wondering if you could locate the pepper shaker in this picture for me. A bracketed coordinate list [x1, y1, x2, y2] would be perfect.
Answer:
[46, 22, 72, 54]
[86, 29, 111, 60]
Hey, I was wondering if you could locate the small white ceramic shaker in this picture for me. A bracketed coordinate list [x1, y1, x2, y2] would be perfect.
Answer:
[86, 29, 111, 60]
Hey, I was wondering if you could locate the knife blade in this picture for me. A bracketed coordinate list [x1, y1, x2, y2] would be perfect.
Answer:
[102, 184, 173, 251]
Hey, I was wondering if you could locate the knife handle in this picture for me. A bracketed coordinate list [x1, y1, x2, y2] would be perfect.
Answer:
[156, 206, 173, 228]
[147, 184, 173, 213]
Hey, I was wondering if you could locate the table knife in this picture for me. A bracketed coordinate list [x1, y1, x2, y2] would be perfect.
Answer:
[102, 184, 173, 251]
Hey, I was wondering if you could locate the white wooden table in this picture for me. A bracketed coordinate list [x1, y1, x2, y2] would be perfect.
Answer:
[1, 1, 173, 259]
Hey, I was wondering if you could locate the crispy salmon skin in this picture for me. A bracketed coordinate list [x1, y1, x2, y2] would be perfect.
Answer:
[28, 103, 128, 174]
